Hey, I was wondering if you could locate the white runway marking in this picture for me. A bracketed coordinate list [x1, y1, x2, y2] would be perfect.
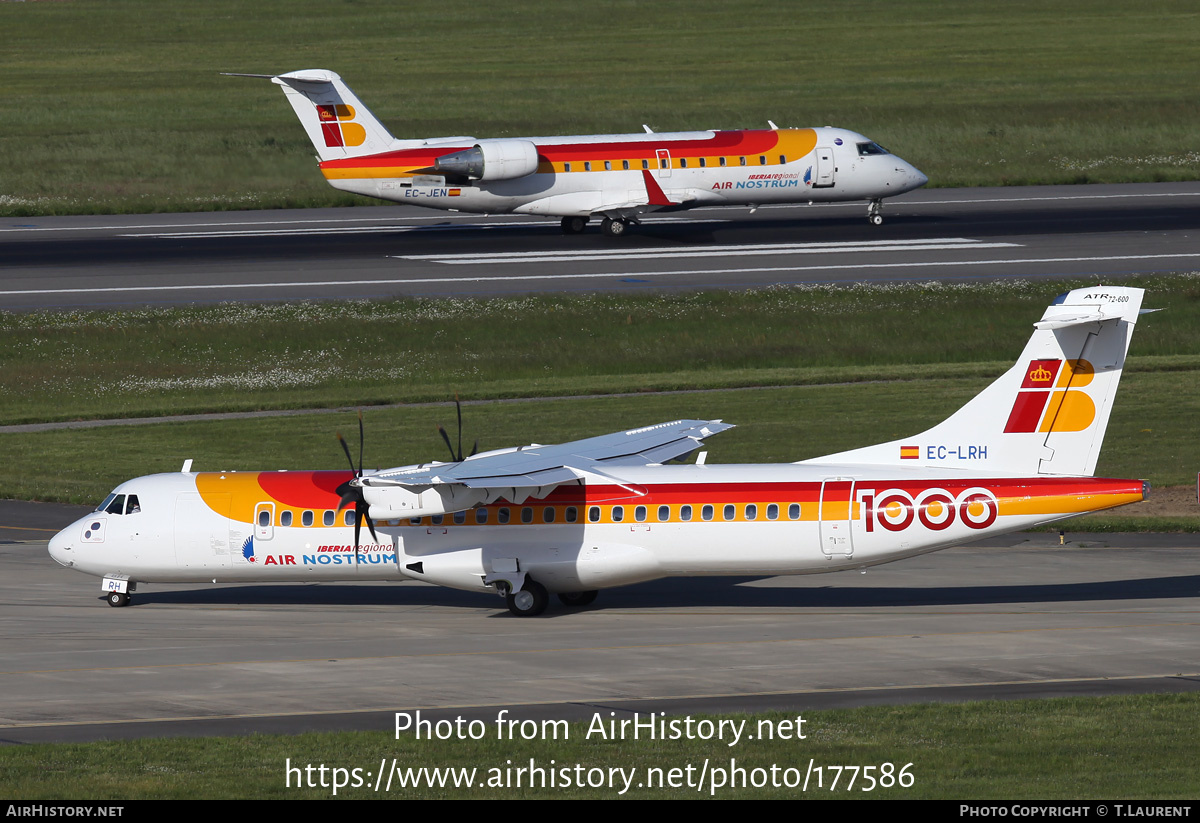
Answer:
[3, 252, 1200, 297]
[114, 216, 720, 239]
[400, 237, 1018, 265]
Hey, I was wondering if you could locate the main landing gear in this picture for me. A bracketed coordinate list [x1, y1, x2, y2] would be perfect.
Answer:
[560, 215, 588, 234]
[867, 198, 884, 226]
[600, 217, 630, 238]
[502, 578, 600, 616]
[559, 215, 633, 237]
[505, 578, 549, 617]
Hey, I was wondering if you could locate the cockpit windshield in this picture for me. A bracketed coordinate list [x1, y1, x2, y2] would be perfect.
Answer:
[95, 493, 140, 515]
[856, 141, 890, 157]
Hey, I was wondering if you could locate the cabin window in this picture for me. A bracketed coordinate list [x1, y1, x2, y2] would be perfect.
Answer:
[766, 503, 779, 521]
[258, 510, 270, 528]
[563, 162, 571, 172]
[745, 504, 757, 521]
[634, 505, 647, 522]
[642, 159, 649, 169]
[588, 506, 600, 523]
[657, 505, 670, 522]
[498, 508, 510, 525]
[622, 160, 630, 170]
[431, 514, 444, 526]
[739, 156, 747, 166]
[612, 506, 624, 523]
[409, 517, 422, 526]
[680, 505, 693, 522]
[521, 507, 534, 524]
[788, 503, 801, 520]
[604, 160, 612, 171]
[565, 506, 578, 523]
[702, 504, 714, 521]
[323, 510, 335, 527]
[723, 504, 735, 521]
[302, 510, 314, 527]
[281, 511, 293, 527]
[475, 508, 488, 525]
[660, 158, 668, 169]
[343, 510, 354, 526]
[584, 161, 592, 172]
[779, 155, 787, 164]
[104, 494, 126, 515]
[543, 507, 555, 523]
[453, 510, 466, 525]
[699, 158, 707, 168]
[719, 157, 727, 167]
[680, 158, 688, 168]
[758, 156, 767, 165]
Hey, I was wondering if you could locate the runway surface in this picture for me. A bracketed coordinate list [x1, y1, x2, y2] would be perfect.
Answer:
[3, 522, 1198, 743]
[2, 182, 1200, 310]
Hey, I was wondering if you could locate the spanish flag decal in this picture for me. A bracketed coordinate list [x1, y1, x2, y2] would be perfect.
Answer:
[900, 445, 920, 459]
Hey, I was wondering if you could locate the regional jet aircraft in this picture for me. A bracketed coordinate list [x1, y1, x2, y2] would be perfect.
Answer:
[49, 287, 1149, 616]
[230, 69, 927, 236]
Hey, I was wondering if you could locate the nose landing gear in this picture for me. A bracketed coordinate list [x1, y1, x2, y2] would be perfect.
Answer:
[867, 199, 884, 226]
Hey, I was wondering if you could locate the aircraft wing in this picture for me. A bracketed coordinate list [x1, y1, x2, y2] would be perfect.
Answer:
[360, 419, 732, 490]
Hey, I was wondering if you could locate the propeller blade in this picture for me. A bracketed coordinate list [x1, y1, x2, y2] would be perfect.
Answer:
[357, 410, 364, 475]
[336, 433, 355, 473]
[455, 394, 464, 462]
[438, 425, 456, 462]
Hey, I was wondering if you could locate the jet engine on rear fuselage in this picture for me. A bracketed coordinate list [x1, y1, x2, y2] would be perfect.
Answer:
[433, 140, 540, 181]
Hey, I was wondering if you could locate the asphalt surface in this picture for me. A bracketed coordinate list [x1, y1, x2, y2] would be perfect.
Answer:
[2, 182, 1200, 310]
[3, 520, 1198, 744]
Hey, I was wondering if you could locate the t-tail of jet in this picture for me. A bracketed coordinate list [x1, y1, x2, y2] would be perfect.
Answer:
[267, 69, 398, 161]
[805, 286, 1146, 477]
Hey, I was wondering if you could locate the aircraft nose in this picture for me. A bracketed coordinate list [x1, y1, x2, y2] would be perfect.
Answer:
[48, 527, 74, 567]
[907, 163, 928, 191]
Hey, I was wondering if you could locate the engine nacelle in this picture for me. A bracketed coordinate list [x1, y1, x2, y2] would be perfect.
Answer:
[433, 140, 540, 181]
[363, 484, 490, 520]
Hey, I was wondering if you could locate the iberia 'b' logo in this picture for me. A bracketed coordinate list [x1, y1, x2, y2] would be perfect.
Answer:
[1004, 359, 1096, 433]
[316, 104, 366, 148]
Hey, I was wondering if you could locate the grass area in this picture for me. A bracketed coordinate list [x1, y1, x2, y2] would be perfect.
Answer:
[3, 277, 1199, 426]
[1, 277, 1198, 506]
[3, 695, 1197, 798]
[0, 0, 1198, 215]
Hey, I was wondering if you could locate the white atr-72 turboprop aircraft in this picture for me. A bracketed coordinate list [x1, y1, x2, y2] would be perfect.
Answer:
[50, 287, 1149, 616]
[228, 69, 928, 236]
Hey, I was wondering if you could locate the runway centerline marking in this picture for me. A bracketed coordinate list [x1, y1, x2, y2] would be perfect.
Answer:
[2, 252, 1200, 297]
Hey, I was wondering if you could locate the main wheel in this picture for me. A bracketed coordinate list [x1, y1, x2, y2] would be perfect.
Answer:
[557, 590, 598, 607]
[107, 591, 130, 608]
[561, 216, 588, 234]
[506, 578, 549, 616]
[600, 217, 628, 238]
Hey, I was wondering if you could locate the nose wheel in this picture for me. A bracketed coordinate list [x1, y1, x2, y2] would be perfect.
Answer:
[867, 199, 883, 226]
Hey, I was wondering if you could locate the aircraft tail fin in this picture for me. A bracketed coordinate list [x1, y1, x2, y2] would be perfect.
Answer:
[267, 70, 397, 161]
[804, 286, 1146, 476]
